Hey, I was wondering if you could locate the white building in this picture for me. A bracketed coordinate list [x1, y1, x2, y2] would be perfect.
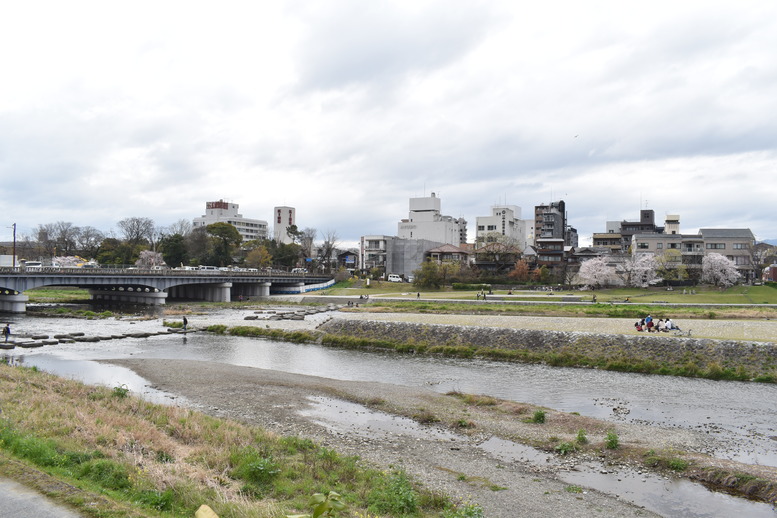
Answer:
[273, 206, 297, 243]
[397, 193, 467, 246]
[192, 200, 268, 242]
[475, 205, 531, 251]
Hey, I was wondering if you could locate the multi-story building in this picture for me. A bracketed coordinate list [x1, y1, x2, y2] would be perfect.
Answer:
[397, 193, 467, 246]
[359, 235, 446, 279]
[192, 200, 268, 242]
[631, 227, 756, 282]
[598, 209, 665, 252]
[272, 206, 296, 243]
[534, 200, 577, 247]
[475, 205, 532, 251]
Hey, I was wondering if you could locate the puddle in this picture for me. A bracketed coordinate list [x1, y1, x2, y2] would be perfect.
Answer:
[479, 436, 776, 518]
[299, 396, 460, 441]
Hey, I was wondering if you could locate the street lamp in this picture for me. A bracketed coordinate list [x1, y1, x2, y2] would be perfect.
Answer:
[6, 223, 16, 267]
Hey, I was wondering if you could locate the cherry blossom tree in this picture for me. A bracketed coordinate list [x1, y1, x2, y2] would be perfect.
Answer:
[702, 253, 741, 287]
[618, 254, 661, 287]
[577, 257, 616, 288]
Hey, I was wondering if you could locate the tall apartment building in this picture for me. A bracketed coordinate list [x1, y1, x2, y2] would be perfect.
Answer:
[273, 206, 296, 243]
[397, 193, 467, 246]
[534, 200, 576, 246]
[475, 205, 532, 251]
[192, 200, 268, 242]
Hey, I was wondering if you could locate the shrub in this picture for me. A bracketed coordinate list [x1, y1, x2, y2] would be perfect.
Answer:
[576, 429, 588, 444]
[368, 470, 418, 515]
[605, 430, 619, 449]
[532, 410, 546, 423]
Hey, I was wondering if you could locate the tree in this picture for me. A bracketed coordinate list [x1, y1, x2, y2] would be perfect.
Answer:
[75, 226, 104, 259]
[618, 254, 661, 287]
[655, 250, 687, 282]
[136, 250, 164, 267]
[159, 233, 189, 267]
[206, 223, 242, 266]
[508, 260, 530, 282]
[702, 253, 741, 287]
[315, 230, 339, 274]
[413, 260, 442, 289]
[266, 240, 302, 269]
[245, 245, 272, 268]
[117, 217, 154, 245]
[95, 238, 142, 265]
[577, 257, 615, 288]
[167, 219, 193, 237]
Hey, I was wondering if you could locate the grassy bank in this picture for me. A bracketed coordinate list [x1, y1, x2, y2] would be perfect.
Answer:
[0, 363, 481, 518]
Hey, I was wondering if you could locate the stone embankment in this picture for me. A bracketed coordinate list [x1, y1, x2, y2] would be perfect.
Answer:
[318, 318, 777, 377]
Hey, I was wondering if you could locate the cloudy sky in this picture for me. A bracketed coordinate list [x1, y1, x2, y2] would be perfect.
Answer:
[2, 1, 776, 249]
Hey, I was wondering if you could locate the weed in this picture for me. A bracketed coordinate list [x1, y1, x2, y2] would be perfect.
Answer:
[565, 485, 584, 493]
[286, 491, 347, 518]
[112, 384, 130, 399]
[442, 501, 485, 517]
[605, 430, 619, 449]
[456, 419, 476, 428]
[414, 410, 440, 424]
[576, 429, 588, 444]
[367, 470, 418, 515]
[555, 442, 576, 455]
[667, 458, 689, 471]
[532, 409, 546, 423]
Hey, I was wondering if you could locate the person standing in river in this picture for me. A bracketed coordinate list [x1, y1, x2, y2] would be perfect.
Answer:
[183, 317, 188, 332]
[2, 324, 10, 342]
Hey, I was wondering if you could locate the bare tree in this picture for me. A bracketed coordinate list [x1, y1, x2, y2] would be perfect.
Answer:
[167, 219, 193, 237]
[300, 227, 317, 258]
[75, 226, 104, 258]
[316, 230, 339, 274]
[117, 217, 154, 245]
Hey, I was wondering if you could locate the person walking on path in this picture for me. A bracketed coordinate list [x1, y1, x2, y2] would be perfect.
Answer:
[183, 317, 188, 332]
[2, 323, 10, 342]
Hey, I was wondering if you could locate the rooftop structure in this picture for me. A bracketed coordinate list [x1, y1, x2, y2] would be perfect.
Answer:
[192, 200, 268, 242]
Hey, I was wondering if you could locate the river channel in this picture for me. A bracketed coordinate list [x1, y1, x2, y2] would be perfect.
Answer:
[2, 308, 776, 517]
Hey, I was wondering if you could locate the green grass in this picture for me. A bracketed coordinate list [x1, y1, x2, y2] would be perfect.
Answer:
[0, 364, 465, 517]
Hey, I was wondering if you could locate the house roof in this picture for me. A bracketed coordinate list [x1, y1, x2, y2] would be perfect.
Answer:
[699, 228, 755, 239]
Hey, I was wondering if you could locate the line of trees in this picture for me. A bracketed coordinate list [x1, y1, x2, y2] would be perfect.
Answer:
[17, 217, 341, 272]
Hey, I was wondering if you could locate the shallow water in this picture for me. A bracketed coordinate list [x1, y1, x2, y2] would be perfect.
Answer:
[4, 311, 777, 467]
[3, 310, 777, 517]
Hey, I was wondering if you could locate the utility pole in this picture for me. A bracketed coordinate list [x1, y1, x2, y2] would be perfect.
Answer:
[11, 223, 16, 267]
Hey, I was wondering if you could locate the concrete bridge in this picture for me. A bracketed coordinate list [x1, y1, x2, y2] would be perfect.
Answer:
[0, 267, 335, 313]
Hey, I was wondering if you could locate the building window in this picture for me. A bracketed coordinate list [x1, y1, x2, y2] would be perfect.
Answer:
[656, 243, 663, 249]
[668, 243, 679, 249]
[706, 243, 725, 249]
[637, 242, 649, 249]
[733, 243, 749, 250]
[477, 225, 484, 231]
[487, 225, 497, 231]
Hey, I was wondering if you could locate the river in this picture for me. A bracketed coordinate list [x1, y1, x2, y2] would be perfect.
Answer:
[2, 308, 776, 517]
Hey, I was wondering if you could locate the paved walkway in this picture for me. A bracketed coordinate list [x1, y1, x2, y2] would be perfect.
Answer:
[0, 477, 82, 517]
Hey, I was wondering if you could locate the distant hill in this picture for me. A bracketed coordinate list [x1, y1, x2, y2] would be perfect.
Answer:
[760, 239, 777, 246]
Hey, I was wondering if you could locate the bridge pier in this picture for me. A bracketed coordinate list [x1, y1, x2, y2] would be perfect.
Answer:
[89, 289, 168, 305]
[0, 292, 30, 313]
[232, 282, 271, 300]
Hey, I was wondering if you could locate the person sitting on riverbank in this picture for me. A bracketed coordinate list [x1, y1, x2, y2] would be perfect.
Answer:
[657, 319, 666, 332]
[634, 320, 644, 331]
[666, 318, 680, 331]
